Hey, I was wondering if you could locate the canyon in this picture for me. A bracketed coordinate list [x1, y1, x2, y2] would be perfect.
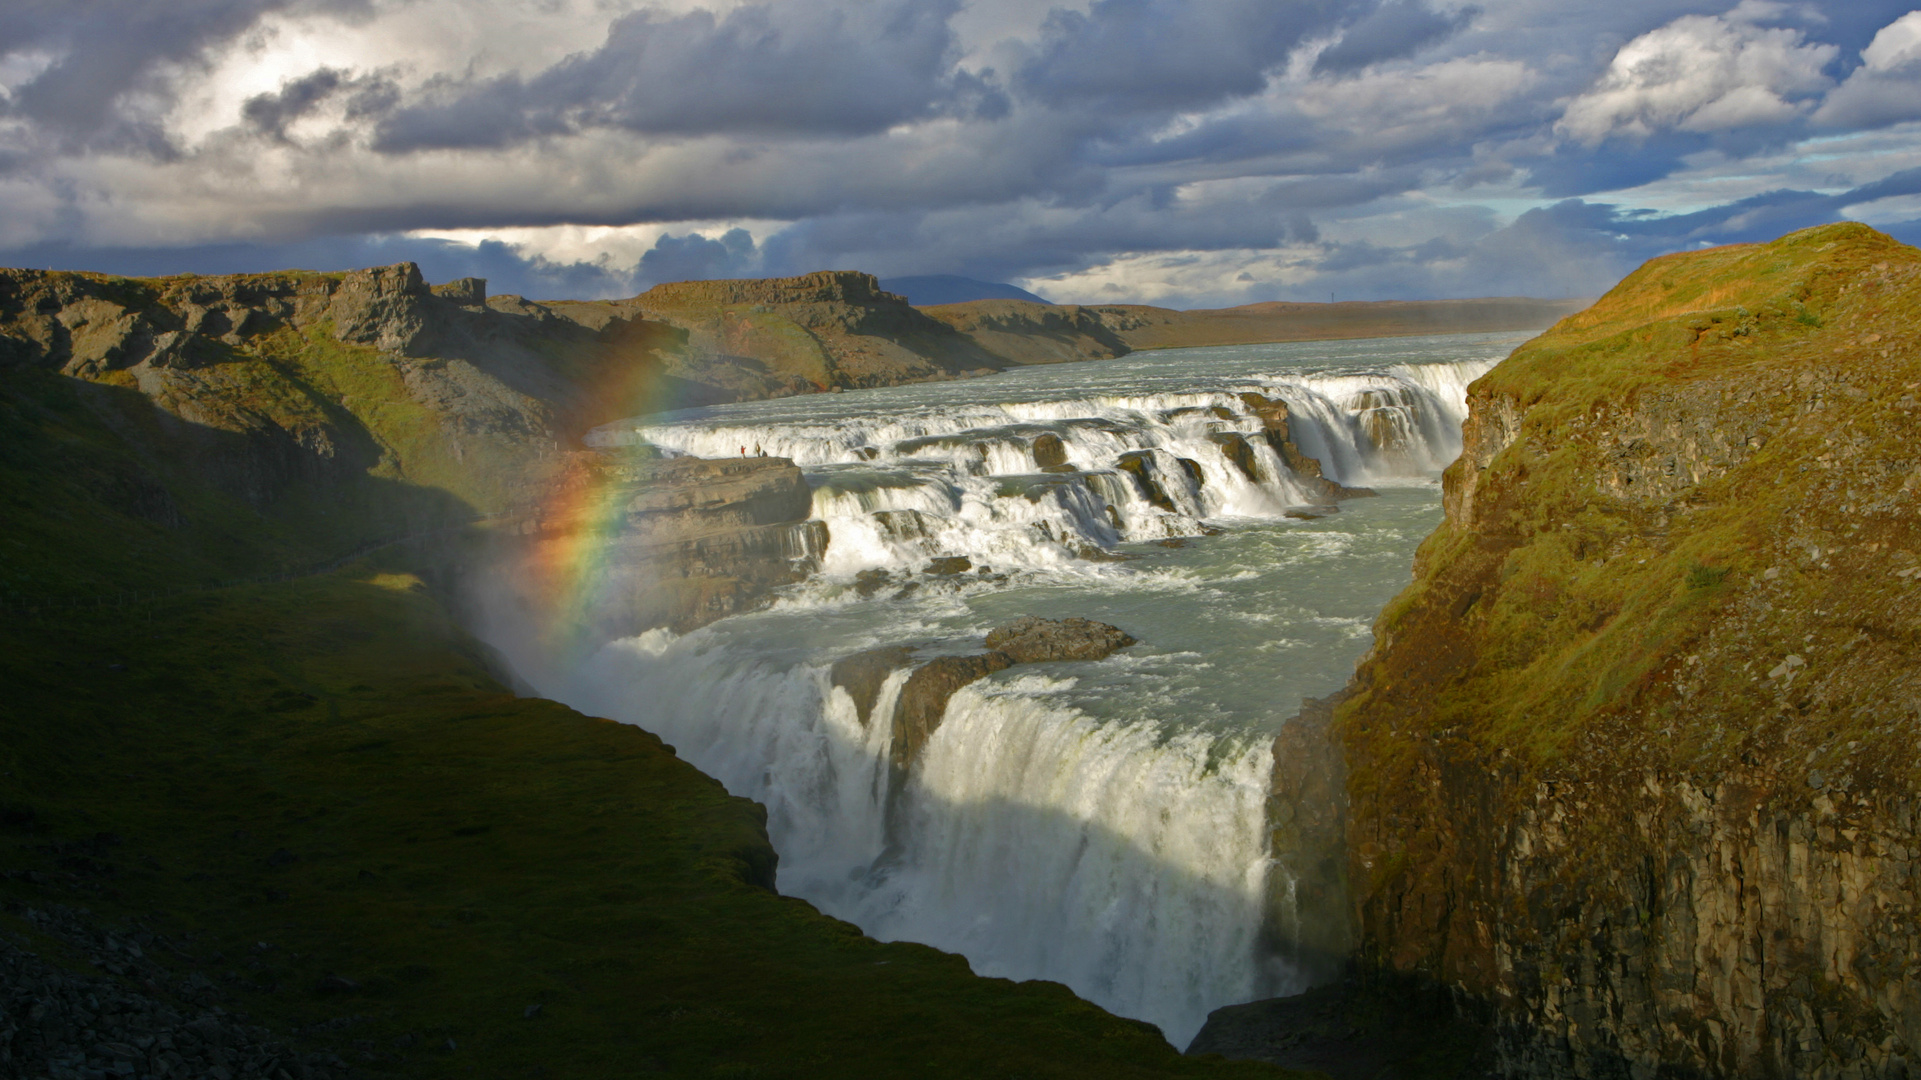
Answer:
[3, 224, 1916, 1078]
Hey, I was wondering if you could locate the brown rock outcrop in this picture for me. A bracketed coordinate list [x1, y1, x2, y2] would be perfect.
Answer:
[629, 270, 1007, 391]
[1238, 392, 1374, 502]
[984, 616, 1136, 664]
[830, 646, 917, 725]
[514, 453, 825, 638]
[1117, 450, 1185, 512]
[833, 618, 1139, 776]
[889, 653, 1019, 773]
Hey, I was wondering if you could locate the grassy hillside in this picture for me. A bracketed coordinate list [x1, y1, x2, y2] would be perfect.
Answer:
[1330, 221, 1921, 1075]
[1348, 221, 1921, 774]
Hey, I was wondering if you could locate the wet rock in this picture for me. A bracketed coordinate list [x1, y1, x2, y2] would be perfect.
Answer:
[829, 645, 916, 725]
[1154, 538, 1188, 548]
[1209, 431, 1262, 482]
[1031, 432, 1069, 469]
[925, 556, 973, 575]
[1117, 450, 1179, 512]
[854, 568, 894, 597]
[1238, 392, 1374, 501]
[1284, 505, 1338, 520]
[1175, 456, 1205, 488]
[889, 653, 1017, 772]
[984, 616, 1137, 664]
[872, 508, 928, 540]
[878, 617, 1139, 771]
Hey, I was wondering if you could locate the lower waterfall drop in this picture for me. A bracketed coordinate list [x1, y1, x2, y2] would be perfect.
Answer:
[519, 332, 1521, 1047]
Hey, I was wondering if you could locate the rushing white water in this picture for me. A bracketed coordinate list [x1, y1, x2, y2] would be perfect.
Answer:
[516, 332, 1520, 1047]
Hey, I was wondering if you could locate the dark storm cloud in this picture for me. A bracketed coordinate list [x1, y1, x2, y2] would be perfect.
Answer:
[5, 0, 1921, 310]
[1521, 139, 1699, 199]
[1013, 0, 1353, 112]
[240, 67, 398, 141]
[1312, 0, 1479, 75]
[753, 190, 1311, 284]
[638, 228, 761, 284]
[372, 0, 1001, 151]
[1, 0, 373, 154]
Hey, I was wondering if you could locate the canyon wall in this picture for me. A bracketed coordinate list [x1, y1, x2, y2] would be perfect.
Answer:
[1333, 223, 1921, 1077]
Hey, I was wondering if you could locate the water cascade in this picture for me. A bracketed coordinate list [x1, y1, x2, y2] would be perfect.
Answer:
[518, 334, 1517, 1046]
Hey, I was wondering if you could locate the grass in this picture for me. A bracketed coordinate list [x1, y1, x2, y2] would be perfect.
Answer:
[1345, 222, 1921, 763]
[1, 567, 1298, 1078]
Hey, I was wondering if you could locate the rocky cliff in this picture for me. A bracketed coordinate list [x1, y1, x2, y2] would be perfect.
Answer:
[921, 299, 1133, 365]
[498, 451, 826, 655]
[1325, 223, 1921, 1078]
[623, 270, 1009, 390]
[0, 263, 850, 634]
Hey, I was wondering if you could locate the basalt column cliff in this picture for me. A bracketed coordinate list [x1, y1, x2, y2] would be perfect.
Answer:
[1336, 222, 1921, 1077]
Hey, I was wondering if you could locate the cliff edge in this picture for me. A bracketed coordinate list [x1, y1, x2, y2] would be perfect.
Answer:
[1333, 222, 1921, 1077]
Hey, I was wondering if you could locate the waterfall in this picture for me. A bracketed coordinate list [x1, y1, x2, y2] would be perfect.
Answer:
[527, 338, 1515, 1047]
[595, 357, 1497, 577]
[548, 629, 1278, 1047]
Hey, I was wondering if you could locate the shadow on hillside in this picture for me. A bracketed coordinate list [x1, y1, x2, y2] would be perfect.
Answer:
[0, 364, 481, 599]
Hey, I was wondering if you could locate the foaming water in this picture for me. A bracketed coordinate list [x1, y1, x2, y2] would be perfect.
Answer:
[515, 332, 1521, 1046]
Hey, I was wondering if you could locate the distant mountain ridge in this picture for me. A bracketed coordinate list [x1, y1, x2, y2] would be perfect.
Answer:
[920, 294, 1588, 360]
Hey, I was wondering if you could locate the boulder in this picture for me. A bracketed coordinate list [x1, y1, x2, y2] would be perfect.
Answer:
[1031, 432, 1068, 469]
[830, 645, 915, 725]
[1238, 392, 1376, 502]
[860, 616, 1139, 773]
[984, 616, 1137, 664]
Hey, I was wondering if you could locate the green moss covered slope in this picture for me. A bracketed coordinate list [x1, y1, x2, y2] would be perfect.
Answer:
[1336, 222, 1921, 1076]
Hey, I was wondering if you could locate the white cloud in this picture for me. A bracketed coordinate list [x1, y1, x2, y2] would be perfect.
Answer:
[1812, 11, 1921, 130]
[1861, 10, 1921, 71]
[407, 219, 789, 268]
[1556, 2, 1837, 144]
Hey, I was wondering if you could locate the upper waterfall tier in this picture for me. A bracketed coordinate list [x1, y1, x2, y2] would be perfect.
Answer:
[590, 336, 1501, 578]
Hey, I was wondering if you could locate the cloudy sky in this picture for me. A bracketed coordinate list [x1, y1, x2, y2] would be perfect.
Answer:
[3, 0, 1919, 306]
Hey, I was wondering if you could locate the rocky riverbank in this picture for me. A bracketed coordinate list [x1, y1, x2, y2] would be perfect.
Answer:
[1196, 222, 1921, 1078]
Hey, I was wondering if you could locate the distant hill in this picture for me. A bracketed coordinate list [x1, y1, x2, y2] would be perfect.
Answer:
[922, 295, 1589, 362]
[1085, 296, 1591, 350]
[880, 275, 1052, 306]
